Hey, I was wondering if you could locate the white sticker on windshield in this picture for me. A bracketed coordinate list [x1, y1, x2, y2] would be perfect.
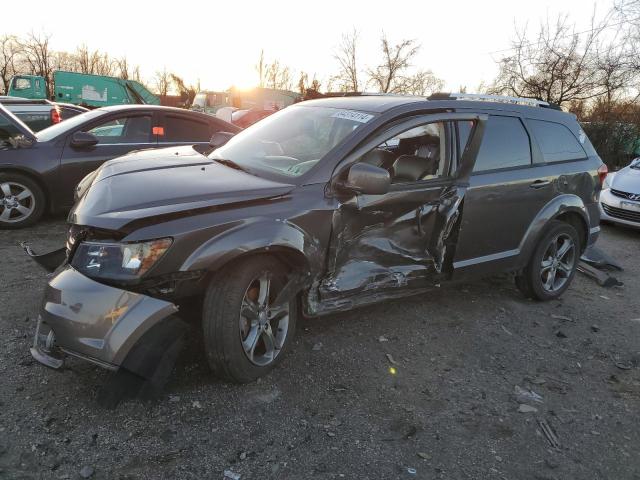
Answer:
[331, 110, 374, 123]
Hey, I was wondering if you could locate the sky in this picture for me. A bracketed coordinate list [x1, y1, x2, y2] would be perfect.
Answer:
[3, 0, 617, 93]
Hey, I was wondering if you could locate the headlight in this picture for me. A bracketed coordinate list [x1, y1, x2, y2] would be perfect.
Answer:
[71, 238, 172, 281]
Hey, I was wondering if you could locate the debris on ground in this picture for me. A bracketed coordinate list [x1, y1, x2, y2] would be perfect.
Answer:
[79, 466, 95, 478]
[406, 467, 417, 475]
[223, 469, 241, 480]
[580, 245, 624, 271]
[417, 452, 431, 460]
[538, 419, 560, 449]
[386, 353, 399, 365]
[550, 314, 573, 322]
[312, 342, 323, 351]
[514, 385, 544, 404]
[577, 261, 624, 288]
[378, 335, 389, 342]
[518, 404, 538, 413]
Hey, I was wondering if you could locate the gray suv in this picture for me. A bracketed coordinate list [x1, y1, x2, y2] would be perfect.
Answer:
[30, 93, 604, 389]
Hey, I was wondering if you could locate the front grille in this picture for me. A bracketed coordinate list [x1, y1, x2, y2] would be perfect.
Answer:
[602, 203, 640, 223]
[611, 188, 640, 201]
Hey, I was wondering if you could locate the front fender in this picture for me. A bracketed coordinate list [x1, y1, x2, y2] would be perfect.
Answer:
[516, 194, 590, 269]
[180, 218, 322, 276]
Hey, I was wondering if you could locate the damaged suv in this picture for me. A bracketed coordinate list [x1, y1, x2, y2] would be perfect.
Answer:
[31, 93, 604, 385]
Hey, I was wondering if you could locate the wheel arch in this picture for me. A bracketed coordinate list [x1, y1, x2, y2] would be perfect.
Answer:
[517, 194, 590, 270]
[180, 219, 321, 281]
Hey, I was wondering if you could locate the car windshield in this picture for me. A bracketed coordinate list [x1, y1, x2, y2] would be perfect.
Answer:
[209, 105, 376, 179]
[36, 109, 106, 142]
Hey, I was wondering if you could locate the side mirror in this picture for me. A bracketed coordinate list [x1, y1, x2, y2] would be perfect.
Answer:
[70, 131, 99, 149]
[343, 163, 390, 195]
[209, 131, 235, 148]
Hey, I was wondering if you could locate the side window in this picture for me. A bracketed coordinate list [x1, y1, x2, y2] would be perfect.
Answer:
[359, 121, 450, 184]
[164, 116, 212, 142]
[528, 119, 586, 162]
[86, 115, 151, 144]
[13, 78, 31, 90]
[473, 116, 531, 172]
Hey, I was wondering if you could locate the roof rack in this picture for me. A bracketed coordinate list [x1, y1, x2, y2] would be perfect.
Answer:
[427, 92, 562, 110]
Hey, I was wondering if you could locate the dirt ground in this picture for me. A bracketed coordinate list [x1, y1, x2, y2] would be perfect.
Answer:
[0, 216, 639, 480]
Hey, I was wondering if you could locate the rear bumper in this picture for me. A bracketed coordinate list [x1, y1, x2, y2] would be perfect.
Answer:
[599, 189, 640, 228]
[31, 265, 178, 370]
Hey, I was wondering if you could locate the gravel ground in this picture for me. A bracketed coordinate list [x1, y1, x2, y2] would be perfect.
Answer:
[1, 217, 639, 480]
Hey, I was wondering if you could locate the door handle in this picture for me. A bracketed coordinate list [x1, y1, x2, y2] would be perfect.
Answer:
[530, 179, 551, 189]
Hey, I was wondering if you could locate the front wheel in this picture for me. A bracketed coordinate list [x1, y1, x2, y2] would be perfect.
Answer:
[515, 220, 580, 301]
[202, 256, 297, 383]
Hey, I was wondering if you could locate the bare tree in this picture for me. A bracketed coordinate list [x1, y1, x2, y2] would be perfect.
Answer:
[297, 71, 321, 94]
[256, 50, 266, 88]
[403, 69, 445, 96]
[18, 32, 55, 97]
[489, 13, 627, 106]
[154, 68, 171, 96]
[367, 33, 421, 93]
[332, 29, 360, 92]
[74, 44, 114, 76]
[115, 56, 129, 80]
[0, 35, 22, 94]
[170, 73, 197, 106]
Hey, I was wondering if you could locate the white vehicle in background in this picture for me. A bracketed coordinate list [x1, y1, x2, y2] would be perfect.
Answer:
[599, 158, 640, 228]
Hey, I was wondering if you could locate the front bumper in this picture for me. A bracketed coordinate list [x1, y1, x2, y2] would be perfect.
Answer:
[599, 189, 640, 228]
[31, 265, 178, 370]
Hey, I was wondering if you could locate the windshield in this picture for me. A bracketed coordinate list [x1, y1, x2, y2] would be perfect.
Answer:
[209, 105, 376, 179]
[36, 108, 106, 142]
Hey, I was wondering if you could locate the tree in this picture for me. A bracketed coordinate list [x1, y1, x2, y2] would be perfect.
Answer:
[115, 56, 130, 80]
[0, 35, 22, 94]
[170, 73, 197, 106]
[18, 32, 55, 97]
[297, 71, 321, 94]
[489, 13, 627, 106]
[332, 29, 360, 92]
[154, 68, 171, 96]
[256, 51, 293, 90]
[367, 33, 420, 93]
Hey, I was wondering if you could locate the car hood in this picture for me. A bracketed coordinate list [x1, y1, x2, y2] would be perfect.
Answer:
[610, 166, 640, 194]
[70, 146, 295, 231]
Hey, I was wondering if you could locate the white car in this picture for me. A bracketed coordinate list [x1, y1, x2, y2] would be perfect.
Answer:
[599, 158, 640, 228]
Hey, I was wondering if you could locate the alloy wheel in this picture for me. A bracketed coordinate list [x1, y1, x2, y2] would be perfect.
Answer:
[540, 233, 576, 293]
[0, 182, 35, 223]
[238, 272, 290, 366]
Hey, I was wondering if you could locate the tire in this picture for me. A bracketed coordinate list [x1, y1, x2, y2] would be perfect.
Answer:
[202, 256, 297, 383]
[515, 220, 581, 301]
[0, 172, 46, 228]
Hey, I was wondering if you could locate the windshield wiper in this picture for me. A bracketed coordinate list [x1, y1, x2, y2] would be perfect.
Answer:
[213, 158, 250, 174]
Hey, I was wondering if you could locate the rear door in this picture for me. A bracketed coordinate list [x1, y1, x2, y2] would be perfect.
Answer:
[453, 113, 553, 276]
[57, 111, 157, 206]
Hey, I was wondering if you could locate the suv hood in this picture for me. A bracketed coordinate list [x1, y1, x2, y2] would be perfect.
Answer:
[70, 146, 295, 231]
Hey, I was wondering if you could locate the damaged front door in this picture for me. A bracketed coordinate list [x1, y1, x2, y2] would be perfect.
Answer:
[319, 113, 486, 310]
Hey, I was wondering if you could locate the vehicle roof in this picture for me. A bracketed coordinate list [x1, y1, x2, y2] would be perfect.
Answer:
[298, 95, 576, 122]
[0, 97, 50, 105]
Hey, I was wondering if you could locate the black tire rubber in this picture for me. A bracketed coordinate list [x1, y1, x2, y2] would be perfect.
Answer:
[515, 220, 581, 301]
[0, 172, 46, 229]
[202, 255, 297, 383]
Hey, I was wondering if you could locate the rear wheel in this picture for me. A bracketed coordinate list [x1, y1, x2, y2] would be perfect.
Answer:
[515, 220, 580, 301]
[0, 173, 45, 228]
[202, 256, 297, 383]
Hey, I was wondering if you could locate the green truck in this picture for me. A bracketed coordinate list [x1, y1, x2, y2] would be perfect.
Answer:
[8, 71, 160, 107]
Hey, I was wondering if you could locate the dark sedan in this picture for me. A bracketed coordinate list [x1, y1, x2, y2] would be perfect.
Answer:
[0, 104, 240, 228]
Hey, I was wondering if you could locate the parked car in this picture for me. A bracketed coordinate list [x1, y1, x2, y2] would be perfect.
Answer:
[0, 104, 240, 227]
[29, 93, 604, 387]
[0, 97, 88, 132]
[599, 157, 640, 228]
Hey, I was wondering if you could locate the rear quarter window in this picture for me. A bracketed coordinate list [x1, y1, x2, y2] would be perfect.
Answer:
[472, 116, 532, 172]
[528, 119, 586, 162]
[164, 115, 212, 142]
